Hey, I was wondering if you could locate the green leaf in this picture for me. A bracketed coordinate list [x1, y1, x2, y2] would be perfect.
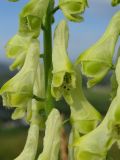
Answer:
[111, 0, 120, 6]
[59, 0, 88, 22]
[19, 0, 50, 38]
[51, 20, 76, 104]
[72, 57, 120, 160]
[76, 11, 120, 88]
[0, 39, 39, 110]
[37, 109, 62, 160]
[5, 34, 32, 70]
[15, 123, 39, 160]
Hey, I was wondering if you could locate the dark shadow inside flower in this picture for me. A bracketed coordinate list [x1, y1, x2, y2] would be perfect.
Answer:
[51, 71, 76, 104]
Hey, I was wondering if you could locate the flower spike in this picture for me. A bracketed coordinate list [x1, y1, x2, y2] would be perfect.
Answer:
[76, 11, 120, 88]
[51, 20, 76, 104]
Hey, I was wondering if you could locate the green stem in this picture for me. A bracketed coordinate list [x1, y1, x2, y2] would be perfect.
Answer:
[44, 5, 52, 89]
[44, 1, 54, 115]
[52, 6, 59, 14]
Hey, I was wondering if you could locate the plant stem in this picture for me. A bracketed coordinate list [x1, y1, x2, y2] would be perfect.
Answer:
[60, 127, 68, 160]
[52, 6, 59, 14]
[43, 1, 54, 115]
[44, 7, 52, 88]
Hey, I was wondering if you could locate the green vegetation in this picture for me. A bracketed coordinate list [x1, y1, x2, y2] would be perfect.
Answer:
[0, 127, 44, 160]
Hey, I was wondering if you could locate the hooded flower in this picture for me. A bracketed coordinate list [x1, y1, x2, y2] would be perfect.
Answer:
[111, 0, 120, 6]
[76, 10, 120, 88]
[5, 34, 32, 70]
[70, 66, 102, 135]
[0, 39, 39, 111]
[51, 20, 76, 104]
[72, 57, 120, 160]
[68, 65, 102, 160]
[19, 0, 50, 38]
[11, 63, 46, 124]
[59, 0, 88, 22]
[37, 109, 62, 160]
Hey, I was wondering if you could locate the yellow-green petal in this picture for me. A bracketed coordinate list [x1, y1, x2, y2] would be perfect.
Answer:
[76, 10, 120, 87]
[37, 109, 62, 160]
[70, 66, 102, 134]
[59, 0, 88, 22]
[6, 34, 32, 70]
[68, 66, 102, 160]
[0, 39, 40, 109]
[52, 20, 76, 103]
[15, 123, 39, 160]
[19, 0, 50, 38]
[12, 107, 26, 120]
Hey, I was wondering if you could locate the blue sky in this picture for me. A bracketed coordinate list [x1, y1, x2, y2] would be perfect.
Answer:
[0, 0, 120, 63]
